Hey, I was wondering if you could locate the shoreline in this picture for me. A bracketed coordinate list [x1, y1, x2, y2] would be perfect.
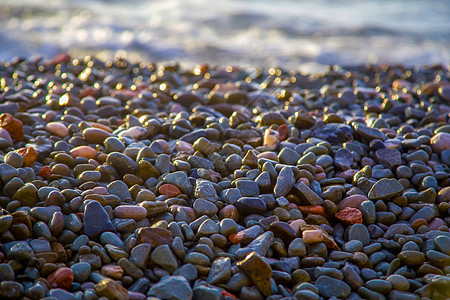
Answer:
[0, 54, 449, 299]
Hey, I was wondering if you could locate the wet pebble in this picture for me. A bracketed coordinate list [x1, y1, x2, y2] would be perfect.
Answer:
[0, 57, 448, 300]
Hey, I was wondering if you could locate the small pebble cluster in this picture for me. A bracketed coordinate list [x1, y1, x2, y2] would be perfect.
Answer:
[0, 54, 449, 300]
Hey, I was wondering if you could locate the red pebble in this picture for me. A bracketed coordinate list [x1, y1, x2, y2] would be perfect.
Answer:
[39, 166, 52, 178]
[335, 207, 363, 225]
[277, 124, 288, 141]
[79, 87, 98, 98]
[159, 184, 182, 198]
[47, 267, 74, 290]
[47, 53, 71, 65]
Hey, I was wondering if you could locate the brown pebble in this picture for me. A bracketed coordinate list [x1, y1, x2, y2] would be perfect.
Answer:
[302, 230, 323, 244]
[70, 146, 98, 159]
[83, 127, 112, 144]
[114, 205, 147, 221]
[94, 278, 130, 300]
[101, 264, 124, 279]
[46, 122, 69, 138]
[0, 113, 23, 141]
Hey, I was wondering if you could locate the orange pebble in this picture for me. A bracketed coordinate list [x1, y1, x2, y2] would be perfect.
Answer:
[0, 113, 23, 141]
[39, 166, 52, 179]
[229, 232, 245, 244]
[298, 205, 326, 217]
[221, 290, 237, 300]
[16, 147, 37, 167]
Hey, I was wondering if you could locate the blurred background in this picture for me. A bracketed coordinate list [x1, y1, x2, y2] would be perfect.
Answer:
[1, 0, 449, 71]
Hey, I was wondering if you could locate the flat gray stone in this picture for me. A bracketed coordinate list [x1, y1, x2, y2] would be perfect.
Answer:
[315, 275, 351, 299]
[207, 257, 231, 285]
[148, 276, 192, 300]
[274, 166, 295, 197]
[348, 224, 371, 246]
[150, 244, 178, 273]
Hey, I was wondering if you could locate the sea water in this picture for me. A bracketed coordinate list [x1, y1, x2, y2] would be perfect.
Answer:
[0, 0, 449, 71]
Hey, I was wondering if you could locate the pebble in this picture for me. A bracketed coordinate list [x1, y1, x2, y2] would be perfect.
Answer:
[303, 230, 323, 244]
[315, 275, 351, 299]
[5, 151, 24, 168]
[335, 207, 363, 225]
[370, 178, 405, 200]
[344, 240, 364, 252]
[387, 274, 410, 291]
[150, 244, 178, 272]
[274, 166, 295, 197]
[359, 200, 376, 225]
[293, 182, 324, 205]
[101, 265, 124, 279]
[334, 148, 353, 170]
[207, 257, 232, 284]
[193, 285, 222, 300]
[173, 263, 198, 281]
[375, 148, 402, 169]
[348, 223, 371, 246]
[83, 200, 116, 237]
[47, 267, 74, 289]
[0, 264, 15, 281]
[288, 237, 307, 257]
[114, 205, 147, 220]
[0, 281, 24, 299]
[236, 231, 274, 258]
[148, 276, 192, 300]
[430, 132, 450, 154]
[237, 252, 272, 297]
[70, 145, 98, 159]
[365, 279, 392, 294]
[107, 180, 132, 201]
[130, 243, 151, 269]
[94, 278, 130, 300]
[236, 197, 266, 216]
[71, 262, 92, 283]
[0, 57, 448, 300]
[398, 250, 425, 266]
[104, 136, 126, 153]
[434, 235, 450, 255]
[46, 122, 69, 138]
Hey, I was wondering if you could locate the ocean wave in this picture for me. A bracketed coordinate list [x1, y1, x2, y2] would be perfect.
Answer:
[0, 0, 449, 70]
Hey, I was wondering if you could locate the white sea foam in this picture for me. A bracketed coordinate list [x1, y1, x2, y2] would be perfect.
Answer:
[0, 0, 449, 71]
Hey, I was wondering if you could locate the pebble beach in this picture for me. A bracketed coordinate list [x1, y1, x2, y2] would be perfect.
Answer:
[0, 54, 449, 300]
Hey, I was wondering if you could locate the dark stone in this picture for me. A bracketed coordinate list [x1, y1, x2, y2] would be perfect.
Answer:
[83, 201, 116, 237]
